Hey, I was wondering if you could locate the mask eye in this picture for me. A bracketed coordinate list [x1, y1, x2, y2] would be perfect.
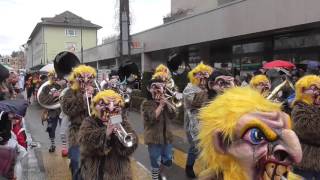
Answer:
[243, 128, 266, 145]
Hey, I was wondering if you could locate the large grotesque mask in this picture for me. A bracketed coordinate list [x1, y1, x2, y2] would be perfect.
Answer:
[69, 65, 97, 91]
[250, 75, 271, 97]
[294, 75, 320, 106]
[188, 63, 213, 89]
[208, 70, 235, 94]
[198, 87, 302, 180]
[91, 90, 124, 125]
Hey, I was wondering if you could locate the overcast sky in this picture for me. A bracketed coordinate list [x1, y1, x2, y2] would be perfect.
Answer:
[0, 0, 171, 55]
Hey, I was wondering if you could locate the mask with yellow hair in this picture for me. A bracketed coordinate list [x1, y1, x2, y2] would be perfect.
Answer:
[198, 87, 302, 180]
[249, 75, 271, 97]
[68, 65, 97, 91]
[188, 63, 213, 89]
[48, 70, 57, 85]
[91, 90, 124, 125]
[294, 75, 320, 106]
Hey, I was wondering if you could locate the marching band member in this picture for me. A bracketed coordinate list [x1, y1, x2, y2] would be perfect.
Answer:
[291, 75, 320, 179]
[249, 74, 271, 97]
[38, 71, 62, 153]
[142, 69, 177, 180]
[207, 69, 236, 99]
[198, 87, 302, 180]
[78, 90, 138, 180]
[183, 63, 213, 178]
[60, 64, 96, 179]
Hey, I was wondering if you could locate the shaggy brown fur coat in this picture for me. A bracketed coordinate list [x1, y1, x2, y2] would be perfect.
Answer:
[60, 88, 87, 147]
[292, 101, 320, 172]
[78, 116, 138, 180]
[141, 100, 176, 145]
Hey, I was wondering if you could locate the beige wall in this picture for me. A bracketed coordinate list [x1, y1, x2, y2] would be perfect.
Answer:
[44, 26, 97, 63]
[171, 0, 218, 15]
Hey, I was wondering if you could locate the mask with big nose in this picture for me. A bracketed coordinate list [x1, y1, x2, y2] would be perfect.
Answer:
[95, 98, 122, 125]
[303, 84, 320, 106]
[149, 82, 165, 102]
[194, 72, 209, 89]
[76, 73, 94, 92]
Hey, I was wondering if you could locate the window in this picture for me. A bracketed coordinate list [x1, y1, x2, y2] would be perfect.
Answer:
[65, 29, 77, 37]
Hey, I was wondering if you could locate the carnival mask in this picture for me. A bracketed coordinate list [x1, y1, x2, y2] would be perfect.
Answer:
[149, 82, 165, 101]
[303, 84, 320, 106]
[194, 72, 210, 89]
[215, 111, 302, 180]
[255, 81, 271, 97]
[209, 75, 235, 93]
[95, 97, 122, 125]
[76, 73, 94, 90]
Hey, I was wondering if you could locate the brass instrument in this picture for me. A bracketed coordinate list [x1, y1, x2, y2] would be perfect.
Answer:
[165, 79, 183, 108]
[111, 115, 135, 148]
[267, 77, 294, 101]
[37, 52, 80, 109]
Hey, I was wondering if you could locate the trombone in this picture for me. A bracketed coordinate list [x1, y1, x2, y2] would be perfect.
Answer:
[164, 79, 183, 108]
[267, 76, 294, 101]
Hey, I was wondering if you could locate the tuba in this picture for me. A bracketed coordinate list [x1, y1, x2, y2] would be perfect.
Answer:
[267, 77, 295, 101]
[37, 52, 80, 109]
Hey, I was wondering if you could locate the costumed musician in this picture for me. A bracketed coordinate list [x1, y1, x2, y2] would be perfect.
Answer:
[207, 69, 236, 99]
[291, 75, 320, 179]
[142, 65, 177, 180]
[78, 90, 138, 180]
[182, 62, 213, 178]
[38, 70, 65, 153]
[59, 64, 97, 179]
[249, 74, 271, 98]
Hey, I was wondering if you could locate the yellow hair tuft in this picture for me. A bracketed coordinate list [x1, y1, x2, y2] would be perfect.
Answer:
[249, 75, 269, 87]
[188, 63, 213, 85]
[198, 87, 281, 180]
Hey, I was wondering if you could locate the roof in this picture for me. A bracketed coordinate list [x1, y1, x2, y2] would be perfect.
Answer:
[28, 11, 102, 42]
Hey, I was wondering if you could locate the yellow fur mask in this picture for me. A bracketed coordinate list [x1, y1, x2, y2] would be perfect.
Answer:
[198, 87, 281, 180]
[91, 90, 124, 117]
[68, 65, 97, 90]
[294, 75, 320, 105]
[188, 63, 213, 85]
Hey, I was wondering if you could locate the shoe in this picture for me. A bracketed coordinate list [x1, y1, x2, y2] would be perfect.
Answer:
[185, 165, 196, 178]
[49, 145, 56, 153]
[61, 147, 68, 157]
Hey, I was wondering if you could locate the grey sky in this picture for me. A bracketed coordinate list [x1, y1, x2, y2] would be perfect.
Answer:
[0, 0, 170, 55]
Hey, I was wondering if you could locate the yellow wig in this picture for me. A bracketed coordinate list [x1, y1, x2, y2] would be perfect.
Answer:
[249, 75, 269, 87]
[48, 70, 56, 85]
[155, 64, 170, 75]
[68, 65, 97, 90]
[198, 87, 281, 180]
[188, 63, 213, 85]
[152, 71, 169, 81]
[294, 75, 320, 105]
[91, 90, 124, 117]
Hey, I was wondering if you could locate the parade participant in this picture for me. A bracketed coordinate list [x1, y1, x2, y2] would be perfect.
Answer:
[183, 62, 213, 178]
[0, 111, 16, 180]
[25, 75, 33, 104]
[291, 75, 320, 179]
[38, 71, 62, 153]
[78, 90, 138, 180]
[60, 64, 96, 179]
[207, 69, 235, 99]
[198, 87, 302, 180]
[249, 74, 271, 97]
[142, 72, 177, 180]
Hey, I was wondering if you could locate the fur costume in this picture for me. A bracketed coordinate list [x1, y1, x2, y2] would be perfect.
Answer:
[78, 90, 138, 180]
[60, 65, 96, 147]
[198, 87, 302, 180]
[291, 75, 320, 172]
[141, 100, 176, 144]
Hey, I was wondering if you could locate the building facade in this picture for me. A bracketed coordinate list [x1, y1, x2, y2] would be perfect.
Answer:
[25, 11, 101, 70]
[80, 0, 320, 75]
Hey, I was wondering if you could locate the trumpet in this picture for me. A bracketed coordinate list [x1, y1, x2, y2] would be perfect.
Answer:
[267, 77, 294, 101]
[111, 115, 135, 148]
[165, 79, 183, 108]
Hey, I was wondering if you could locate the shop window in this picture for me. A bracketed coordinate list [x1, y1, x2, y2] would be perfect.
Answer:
[274, 33, 320, 50]
[233, 42, 265, 54]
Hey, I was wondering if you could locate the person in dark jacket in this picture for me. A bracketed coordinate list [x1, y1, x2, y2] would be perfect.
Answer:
[142, 74, 177, 180]
[38, 71, 62, 152]
[207, 69, 236, 99]
[291, 75, 320, 179]
[78, 90, 138, 180]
